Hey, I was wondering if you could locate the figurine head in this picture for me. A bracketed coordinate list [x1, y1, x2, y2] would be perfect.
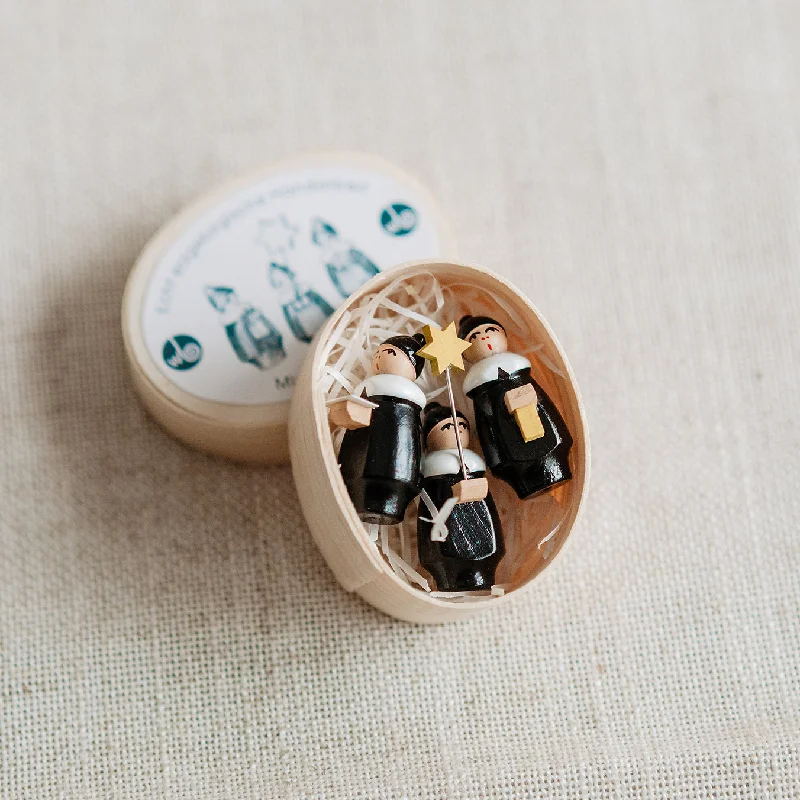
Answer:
[423, 403, 470, 451]
[373, 334, 426, 381]
[458, 316, 508, 362]
[311, 218, 338, 246]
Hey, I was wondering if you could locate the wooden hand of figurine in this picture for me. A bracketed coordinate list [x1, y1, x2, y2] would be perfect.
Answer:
[328, 398, 373, 430]
[452, 477, 489, 504]
[504, 383, 537, 413]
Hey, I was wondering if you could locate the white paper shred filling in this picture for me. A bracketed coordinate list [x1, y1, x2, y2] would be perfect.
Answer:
[319, 270, 567, 600]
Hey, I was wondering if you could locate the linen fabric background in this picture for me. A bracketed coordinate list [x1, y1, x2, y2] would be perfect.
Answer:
[1, 1, 799, 797]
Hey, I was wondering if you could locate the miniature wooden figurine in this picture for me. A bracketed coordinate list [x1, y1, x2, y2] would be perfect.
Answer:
[459, 315, 573, 499]
[417, 403, 504, 591]
[332, 334, 427, 525]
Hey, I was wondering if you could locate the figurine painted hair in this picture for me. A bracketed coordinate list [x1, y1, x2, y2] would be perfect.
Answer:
[333, 334, 427, 525]
[417, 403, 504, 591]
[459, 315, 573, 499]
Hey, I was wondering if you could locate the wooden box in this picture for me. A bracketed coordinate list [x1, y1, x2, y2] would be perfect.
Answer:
[289, 260, 589, 623]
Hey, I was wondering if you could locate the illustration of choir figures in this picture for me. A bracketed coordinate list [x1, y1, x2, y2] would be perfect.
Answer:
[204, 286, 285, 370]
[330, 335, 427, 526]
[459, 315, 573, 499]
[268, 262, 334, 344]
[310, 217, 380, 298]
[417, 404, 504, 592]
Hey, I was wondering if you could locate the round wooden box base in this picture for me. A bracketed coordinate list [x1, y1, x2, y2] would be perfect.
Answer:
[289, 260, 590, 623]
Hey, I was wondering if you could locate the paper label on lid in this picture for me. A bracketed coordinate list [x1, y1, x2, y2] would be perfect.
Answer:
[141, 163, 445, 405]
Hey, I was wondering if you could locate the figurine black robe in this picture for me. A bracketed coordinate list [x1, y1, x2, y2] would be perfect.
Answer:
[417, 449, 503, 591]
[337, 373, 425, 525]
[463, 352, 572, 499]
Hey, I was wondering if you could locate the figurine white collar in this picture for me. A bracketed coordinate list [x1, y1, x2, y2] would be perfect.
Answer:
[358, 373, 426, 408]
[463, 352, 531, 394]
[422, 448, 485, 477]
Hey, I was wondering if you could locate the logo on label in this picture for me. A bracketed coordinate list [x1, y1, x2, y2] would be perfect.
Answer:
[380, 203, 417, 237]
[163, 335, 203, 370]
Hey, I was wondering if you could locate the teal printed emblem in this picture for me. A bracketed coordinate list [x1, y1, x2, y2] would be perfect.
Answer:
[163, 335, 203, 370]
[380, 203, 417, 237]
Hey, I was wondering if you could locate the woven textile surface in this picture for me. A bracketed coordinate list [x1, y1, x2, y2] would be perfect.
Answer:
[1, 1, 799, 797]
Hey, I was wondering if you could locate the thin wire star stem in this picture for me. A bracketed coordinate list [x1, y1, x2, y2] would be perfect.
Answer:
[444, 367, 469, 479]
[418, 321, 474, 482]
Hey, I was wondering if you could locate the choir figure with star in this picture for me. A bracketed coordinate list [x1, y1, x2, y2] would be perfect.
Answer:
[330, 316, 573, 592]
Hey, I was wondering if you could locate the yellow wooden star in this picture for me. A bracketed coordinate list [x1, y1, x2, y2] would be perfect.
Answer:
[418, 322, 472, 376]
